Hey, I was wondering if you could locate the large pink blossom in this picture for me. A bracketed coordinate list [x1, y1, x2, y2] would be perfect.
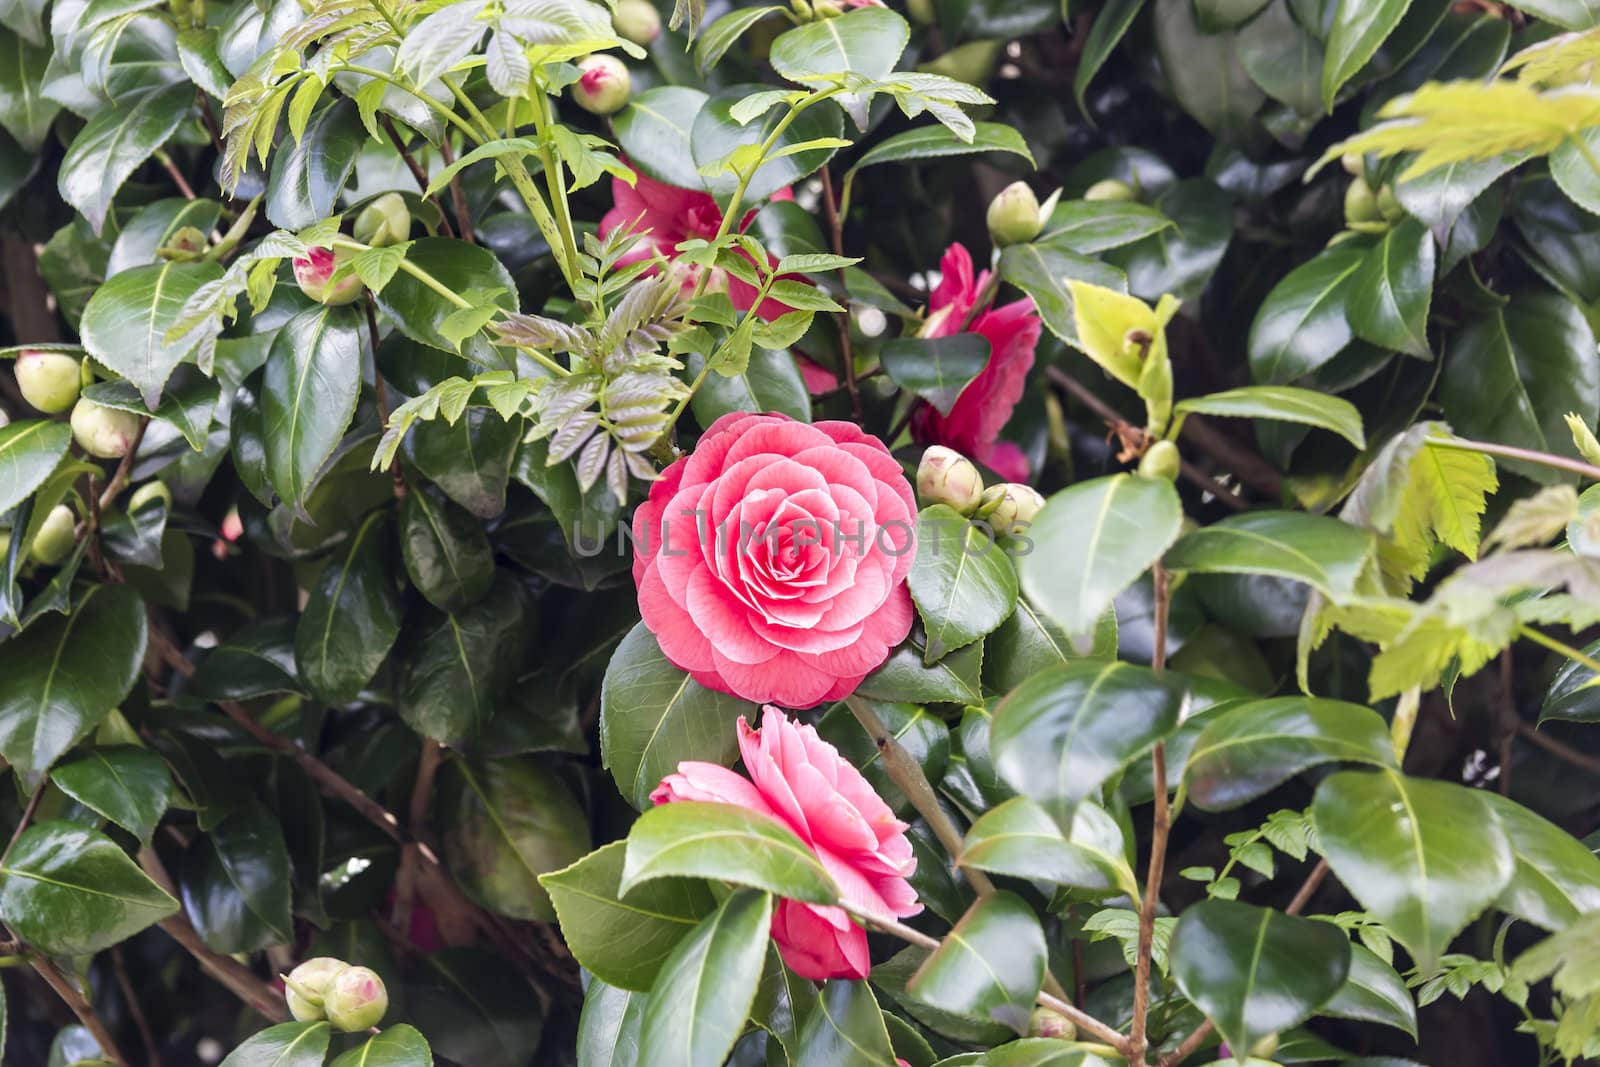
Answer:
[632, 412, 916, 707]
[651, 707, 920, 980]
[909, 243, 1042, 482]
[599, 169, 795, 321]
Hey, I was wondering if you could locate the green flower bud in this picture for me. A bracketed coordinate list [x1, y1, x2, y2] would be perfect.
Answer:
[1340, 152, 1365, 177]
[30, 504, 76, 566]
[129, 480, 173, 513]
[292, 247, 366, 306]
[1249, 1032, 1280, 1058]
[324, 966, 389, 1032]
[614, 0, 662, 43]
[71, 398, 140, 459]
[158, 226, 208, 261]
[978, 482, 1045, 536]
[1028, 1004, 1077, 1041]
[574, 54, 631, 115]
[282, 957, 349, 1022]
[1567, 412, 1600, 467]
[1344, 177, 1382, 226]
[14, 350, 82, 414]
[1138, 439, 1181, 482]
[906, 0, 935, 22]
[987, 181, 1043, 247]
[916, 445, 985, 515]
[1377, 184, 1405, 223]
[354, 193, 412, 248]
[1083, 178, 1137, 203]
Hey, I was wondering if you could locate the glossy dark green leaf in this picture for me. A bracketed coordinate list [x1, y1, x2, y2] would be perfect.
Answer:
[266, 100, 365, 229]
[1236, 0, 1323, 116]
[1321, 944, 1418, 1038]
[397, 580, 529, 743]
[998, 242, 1128, 351]
[177, 26, 232, 99]
[1185, 697, 1397, 811]
[1348, 219, 1434, 358]
[49, 746, 171, 843]
[1154, 0, 1265, 141]
[0, 820, 178, 956]
[1540, 637, 1600, 723]
[196, 802, 294, 950]
[695, 5, 783, 72]
[1484, 792, 1600, 932]
[960, 797, 1138, 898]
[79, 259, 226, 409]
[848, 121, 1033, 176]
[107, 197, 223, 277]
[620, 800, 837, 903]
[908, 504, 1019, 662]
[907, 891, 1045, 1034]
[577, 978, 646, 1067]
[637, 890, 773, 1067]
[218, 1021, 331, 1067]
[983, 596, 1116, 695]
[373, 237, 519, 365]
[0, 419, 70, 517]
[881, 336, 990, 418]
[613, 86, 709, 192]
[57, 81, 191, 233]
[189, 617, 301, 700]
[327, 1024, 431, 1067]
[1174, 385, 1365, 449]
[1170, 899, 1351, 1053]
[1019, 474, 1183, 635]
[1248, 244, 1363, 384]
[1440, 290, 1600, 484]
[687, 346, 811, 424]
[691, 84, 847, 202]
[0, 584, 147, 783]
[1312, 770, 1514, 970]
[792, 980, 897, 1067]
[542, 840, 717, 991]
[990, 660, 1182, 825]
[399, 483, 495, 613]
[1075, 0, 1145, 114]
[1394, 155, 1522, 236]
[0, 25, 56, 150]
[295, 511, 403, 704]
[83, 366, 221, 451]
[262, 304, 364, 511]
[1506, 0, 1600, 28]
[1164, 511, 1376, 601]
[408, 948, 540, 1064]
[768, 7, 907, 128]
[1041, 202, 1174, 256]
[856, 634, 984, 705]
[402, 408, 519, 518]
[1323, 0, 1409, 108]
[816, 700, 950, 817]
[1110, 178, 1235, 303]
[600, 622, 757, 810]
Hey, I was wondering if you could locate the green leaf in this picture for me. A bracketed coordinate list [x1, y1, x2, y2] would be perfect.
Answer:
[907, 891, 1045, 1034]
[1506, 0, 1600, 29]
[1248, 244, 1364, 385]
[620, 801, 838, 903]
[541, 840, 718, 992]
[83, 367, 221, 452]
[1042, 201, 1175, 256]
[847, 121, 1033, 176]
[1170, 899, 1352, 1054]
[295, 511, 403, 705]
[397, 581, 528, 743]
[637, 891, 773, 1067]
[1554, 127, 1600, 213]
[1440, 291, 1600, 483]
[960, 797, 1138, 899]
[1323, 0, 1410, 108]
[695, 6, 783, 73]
[1236, 0, 1324, 116]
[263, 305, 364, 511]
[0, 584, 147, 783]
[1185, 697, 1398, 812]
[373, 238, 519, 365]
[983, 596, 1116, 694]
[1173, 386, 1366, 449]
[1484, 792, 1600, 932]
[0, 25, 56, 151]
[177, 27, 232, 100]
[407, 950, 538, 1064]
[1110, 178, 1234, 303]
[328, 1024, 432, 1067]
[402, 408, 520, 519]
[1019, 474, 1183, 635]
[79, 259, 226, 409]
[1154, 0, 1266, 141]
[768, 7, 908, 128]
[1164, 511, 1377, 601]
[49, 746, 171, 844]
[400, 483, 495, 613]
[908, 504, 1019, 662]
[692, 84, 848, 202]
[219, 1021, 331, 1067]
[0, 820, 178, 956]
[880, 335, 990, 417]
[1312, 769, 1515, 970]
[687, 346, 811, 424]
[600, 622, 757, 811]
[792, 980, 897, 1067]
[991, 659, 1184, 825]
[197, 802, 294, 949]
[856, 635, 984, 705]
[998, 243, 1128, 351]
[1348, 219, 1435, 358]
[189, 617, 300, 701]
[0, 419, 70, 517]
[577, 978, 647, 1067]
[1321, 944, 1418, 1038]
[1075, 0, 1145, 115]
[614, 86, 710, 192]
[57, 81, 191, 233]
[438, 755, 591, 923]
[266, 100, 365, 230]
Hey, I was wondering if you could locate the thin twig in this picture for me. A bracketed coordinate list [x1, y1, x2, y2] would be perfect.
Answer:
[381, 118, 456, 240]
[1130, 563, 1172, 1067]
[818, 166, 861, 422]
[154, 150, 197, 201]
[436, 138, 476, 245]
[1428, 434, 1600, 483]
[96, 418, 150, 514]
[1498, 649, 1515, 797]
[196, 92, 225, 157]
[393, 740, 443, 935]
[33, 957, 130, 1065]
[114, 946, 162, 1067]
[1, 783, 46, 869]
[1517, 719, 1600, 774]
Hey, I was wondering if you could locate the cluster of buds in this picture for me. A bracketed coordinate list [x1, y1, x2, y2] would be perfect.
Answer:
[12, 349, 141, 460]
[283, 957, 389, 1032]
[1341, 155, 1404, 234]
[916, 445, 1045, 536]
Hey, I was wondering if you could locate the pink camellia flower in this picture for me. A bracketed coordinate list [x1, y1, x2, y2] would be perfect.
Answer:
[599, 170, 797, 321]
[652, 706, 920, 980]
[633, 412, 917, 706]
[908, 243, 1042, 482]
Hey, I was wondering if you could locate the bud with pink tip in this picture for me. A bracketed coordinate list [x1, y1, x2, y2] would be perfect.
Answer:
[1028, 1004, 1078, 1040]
[917, 445, 985, 515]
[614, 0, 661, 44]
[324, 965, 389, 1032]
[14, 349, 82, 414]
[292, 247, 365, 306]
[283, 957, 348, 1022]
[574, 54, 631, 115]
[71, 398, 140, 458]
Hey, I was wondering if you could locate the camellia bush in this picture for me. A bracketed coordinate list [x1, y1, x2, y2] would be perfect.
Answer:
[14, 0, 1600, 1064]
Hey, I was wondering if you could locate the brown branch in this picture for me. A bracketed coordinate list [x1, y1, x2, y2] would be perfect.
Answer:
[436, 139, 477, 245]
[1429, 434, 1600, 484]
[1517, 719, 1600, 775]
[392, 740, 443, 935]
[154, 150, 197, 201]
[818, 166, 861, 422]
[33, 957, 130, 1065]
[196, 92, 225, 157]
[382, 117, 456, 240]
[1130, 563, 1173, 1067]
[1497, 649, 1515, 796]
[96, 418, 150, 514]
[2, 782, 46, 868]
[114, 946, 161, 1067]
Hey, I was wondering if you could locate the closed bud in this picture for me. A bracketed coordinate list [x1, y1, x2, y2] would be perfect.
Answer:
[1139, 439, 1181, 482]
[14, 350, 82, 414]
[574, 54, 631, 115]
[986, 181, 1043, 247]
[324, 966, 388, 1032]
[1083, 178, 1137, 202]
[978, 482, 1045, 536]
[282, 957, 348, 1022]
[1028, 1005, 1077, 1041]
[71, 398, 140, 459]
[1377, 184, 1405, 223]
[30, 504, 76, 566]
[1341, 152, 1365, 176]
[158, 226, 208, 260]
[1344, 177, 1382, 226]
[1249, 1032, 1280, 1057]
[1567, 412, 1600, 467]
[129, 480, 173, 512]
[353, 193, 411, 247]
[614, 0, 662, 43]
[293, 247, 365, 306]
[917, 445, 985, 515]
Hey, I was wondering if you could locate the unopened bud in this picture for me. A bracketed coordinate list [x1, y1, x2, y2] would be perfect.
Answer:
[986, 181, 1043, 247]
[324, 966, 388, 1032]
[282, 957, 348, 1022]
[1344, 177, 1382, 226]
[1377, 184, 1405, 223]
[354, 193, 411, 248]
[292, 247, 365, 306]
[917, 445, 985, 515]
[158, 226, 208, 260]
[574, 54, 631, 115]
[1028, 1004, 1078, 1041]
[1249, 1032, 1280, 1057]
[1139, 439, 1181, 482]
[978, 482, 1045, 536]
[1567, 413, 1600, 467]
[30, 504, 76, 566]
[14, 350, 82, 414]
[614, 0, 662, 43]
[128, 480, 173, 512]
[1083, 178, 1136, 202]
[71, 399, 140, 459]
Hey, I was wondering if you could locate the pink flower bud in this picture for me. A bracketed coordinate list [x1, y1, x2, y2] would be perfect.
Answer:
[916, 445, 985, 515]
[324, 965, 388, 1032]
[574, 54, 631, 115]
[70, 398, 140, 459]
[292, 247, 365, 306]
